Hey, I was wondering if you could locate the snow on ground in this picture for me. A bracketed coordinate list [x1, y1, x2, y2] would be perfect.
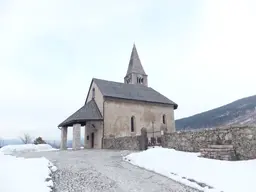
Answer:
[0, 144, 58, 155]
[124, 147, 256, 192]
[0, 151, 57, 192]
[67, 146, 84, 150]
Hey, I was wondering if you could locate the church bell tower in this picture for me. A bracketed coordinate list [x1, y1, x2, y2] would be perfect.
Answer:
[124, 44, 148, 86]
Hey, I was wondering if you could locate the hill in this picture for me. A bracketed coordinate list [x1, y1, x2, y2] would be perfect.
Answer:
[1, 139, 23, 146]
[175, 95, 256, 130]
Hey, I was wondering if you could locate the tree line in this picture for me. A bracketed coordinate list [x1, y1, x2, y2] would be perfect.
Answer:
[0, 133, 60, 149]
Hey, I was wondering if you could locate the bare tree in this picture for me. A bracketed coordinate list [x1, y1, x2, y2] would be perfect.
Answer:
[19, 133, 32, 144]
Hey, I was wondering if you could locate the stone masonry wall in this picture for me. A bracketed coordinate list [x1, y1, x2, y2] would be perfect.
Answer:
[104, 99, 175, 138]
[162, 126, 256, 160]
[103, 136, 141, 150]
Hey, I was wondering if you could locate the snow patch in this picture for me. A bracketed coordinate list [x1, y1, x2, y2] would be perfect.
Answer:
[0, 151, 57, 192]
[124, 148, 256, 192]
[67, 146, 84, 150]
[0, 144, 58, 155]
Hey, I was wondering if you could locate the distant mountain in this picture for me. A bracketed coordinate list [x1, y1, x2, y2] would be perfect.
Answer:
[1, 139, 23, 146]
[45, 139, 85, 148]
[175, 95, 256, 130]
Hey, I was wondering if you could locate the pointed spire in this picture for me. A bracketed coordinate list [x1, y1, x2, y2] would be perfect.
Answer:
[126, 44, 146, 76]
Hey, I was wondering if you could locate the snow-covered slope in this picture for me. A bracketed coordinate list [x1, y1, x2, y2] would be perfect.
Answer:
[0, 151, 57, 192]
[0, 144, 58, 155]
[124, 148, 256, 192]
[176, 95, 256, 130]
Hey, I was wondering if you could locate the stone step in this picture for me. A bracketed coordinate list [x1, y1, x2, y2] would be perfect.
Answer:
[200, 148, 234, 152]
[207, 145, 233, 149]
[200, 151, 234, 156]
[199, 144, 236, 161]
[200, 153, 235, 160]
[201, 152, 234, 156]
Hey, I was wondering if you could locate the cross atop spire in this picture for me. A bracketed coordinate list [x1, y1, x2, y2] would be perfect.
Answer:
[126, 44, 146, 76]
[124, 44, 148, 86]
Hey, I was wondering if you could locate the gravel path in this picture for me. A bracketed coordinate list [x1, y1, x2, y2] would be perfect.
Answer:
[18, 149, 200, 192]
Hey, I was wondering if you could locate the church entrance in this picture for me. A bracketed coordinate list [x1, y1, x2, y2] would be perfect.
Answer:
[147, 122, 162, 147]
[148, 130, 161, 147]
[91, 132, 94, 148]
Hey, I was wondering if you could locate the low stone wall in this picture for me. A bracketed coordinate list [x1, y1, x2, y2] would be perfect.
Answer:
[162, 126, 256, 160]
[103, 136, 141, 150]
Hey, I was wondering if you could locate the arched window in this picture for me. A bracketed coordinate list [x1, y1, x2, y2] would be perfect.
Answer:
[92, 88, 95, 99]
[162, 114, 166, 124]
[137, 77, 144, 84]
[131, 116, 135, 132]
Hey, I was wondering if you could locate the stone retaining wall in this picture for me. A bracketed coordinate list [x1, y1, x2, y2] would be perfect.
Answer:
[162, 126, 256, 160]
[103, 136, 141, 150]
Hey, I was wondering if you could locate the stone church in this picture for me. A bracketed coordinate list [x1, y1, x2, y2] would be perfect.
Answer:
[58, 44, 178, 150]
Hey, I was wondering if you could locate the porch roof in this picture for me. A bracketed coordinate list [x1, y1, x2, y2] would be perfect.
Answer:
[58, 99, 103, 127]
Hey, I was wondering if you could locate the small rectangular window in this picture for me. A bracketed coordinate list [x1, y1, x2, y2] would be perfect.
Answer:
[92, 88, 95, 99]
[87, 135, 89, 140]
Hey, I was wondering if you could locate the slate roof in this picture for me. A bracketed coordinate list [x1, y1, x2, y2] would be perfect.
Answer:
[58, 99, 103, 127]
[125, 44, 146, 76]
[93, 78, 178, 109]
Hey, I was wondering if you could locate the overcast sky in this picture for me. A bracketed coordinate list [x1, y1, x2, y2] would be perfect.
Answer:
[0, 0, 256, 139]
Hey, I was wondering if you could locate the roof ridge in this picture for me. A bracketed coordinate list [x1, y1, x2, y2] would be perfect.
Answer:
[94, 78, 148, 87]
